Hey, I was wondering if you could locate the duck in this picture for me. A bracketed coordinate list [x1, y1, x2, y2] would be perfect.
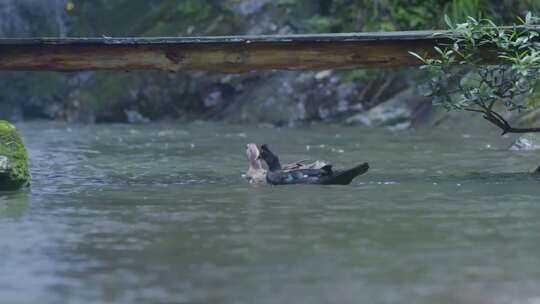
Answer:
[244, 143, 267, 184]
[257, 144, 369, 185]
[243, 143, 327, 184]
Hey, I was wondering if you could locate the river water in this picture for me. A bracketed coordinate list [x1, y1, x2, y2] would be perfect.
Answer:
[1, 121, 540, 304]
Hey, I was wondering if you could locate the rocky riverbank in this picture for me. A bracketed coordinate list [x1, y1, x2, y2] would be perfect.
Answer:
[0, 1, 533, 128]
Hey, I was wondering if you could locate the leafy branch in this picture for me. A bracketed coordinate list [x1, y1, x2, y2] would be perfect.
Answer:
[410, 13, 540, 135]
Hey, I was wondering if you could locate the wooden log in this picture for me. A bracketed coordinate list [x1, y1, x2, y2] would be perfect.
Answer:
[0, 31, 453, 73]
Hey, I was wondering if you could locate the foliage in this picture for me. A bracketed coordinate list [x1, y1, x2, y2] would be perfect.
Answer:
[294, 0, 490, 33]
[69, 0, 240, 36]
[343, 69, 387, 82]
[288, 0, 515, 89]
[410, 14, 540, 134]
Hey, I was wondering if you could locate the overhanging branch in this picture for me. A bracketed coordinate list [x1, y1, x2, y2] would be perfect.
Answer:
[481, 109, 540, 135]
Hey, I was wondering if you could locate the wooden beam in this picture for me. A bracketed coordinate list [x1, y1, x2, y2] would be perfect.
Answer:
[0, 31, 452, 73]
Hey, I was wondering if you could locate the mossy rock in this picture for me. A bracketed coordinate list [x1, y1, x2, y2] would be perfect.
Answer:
[0, 121, 30, 190]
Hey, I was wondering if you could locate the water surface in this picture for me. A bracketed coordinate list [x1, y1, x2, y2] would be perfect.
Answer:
[1, 121, 540, 304]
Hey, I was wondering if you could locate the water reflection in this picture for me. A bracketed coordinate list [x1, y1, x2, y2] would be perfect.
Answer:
[0, 191, 29, 218]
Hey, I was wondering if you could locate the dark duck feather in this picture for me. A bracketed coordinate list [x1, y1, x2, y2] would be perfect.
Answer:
[244, 143, 328, 184]
[257, 144, 369, 185]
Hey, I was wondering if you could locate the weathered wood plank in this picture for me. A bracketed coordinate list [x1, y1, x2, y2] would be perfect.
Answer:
[0, 31, 453, 72]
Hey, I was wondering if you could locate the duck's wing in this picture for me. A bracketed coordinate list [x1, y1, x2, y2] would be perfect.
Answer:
[282, 160, 328, 171]
[321, 163, 369, 185]
[281, 162, 303, 171]
[269, 167, 332, 185]
[306, 160, 328, 169]
[320, 165, 333, 173]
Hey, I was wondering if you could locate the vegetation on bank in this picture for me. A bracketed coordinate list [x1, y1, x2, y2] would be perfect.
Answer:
[0, 0, 539, 125]
[411, 13, 540, 135]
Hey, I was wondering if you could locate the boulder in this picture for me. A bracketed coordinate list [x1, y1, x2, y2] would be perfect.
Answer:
[510, 133, 540, 151]
[0, 121, 30, 190]
[345, 88, 420, 129]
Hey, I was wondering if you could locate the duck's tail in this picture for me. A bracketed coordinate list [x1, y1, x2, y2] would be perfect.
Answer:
[323, 163, 369, 185]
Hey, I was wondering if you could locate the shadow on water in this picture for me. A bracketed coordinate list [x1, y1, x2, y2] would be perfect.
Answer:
[372, 171, 540, 186]
[448, 171, 540, 183]
[218, 171, 540, 187]
[0, 190, 30, 219]
[30, 166, 540, 192]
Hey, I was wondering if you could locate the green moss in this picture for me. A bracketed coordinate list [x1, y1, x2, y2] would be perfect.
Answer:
[0, 121, 30, 191]
[70, 0, 240, 36]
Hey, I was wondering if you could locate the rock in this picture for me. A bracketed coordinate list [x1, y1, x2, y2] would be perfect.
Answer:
[345, 88, 417, 129]
[314, 70, 333, 80]
[510, 133, 540, 151]
[346, 105, 411, 129]
[0, 121, 30, 190]
[125, 110, 150, 123]
[345, 90, 413, 129]
[225, 73, 306, 125]
[0, 101, 23, 121]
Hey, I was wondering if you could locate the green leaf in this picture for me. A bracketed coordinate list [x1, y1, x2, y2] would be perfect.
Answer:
[408, 51, 427, 63]
[526, 12, 533, 24]
[410, 14, 540, 119]
[466, 16, 478, 24]
[434, 46, 445, 56]
[444, 15, 453, 29]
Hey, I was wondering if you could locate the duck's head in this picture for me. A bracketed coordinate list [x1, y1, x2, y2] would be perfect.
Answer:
[246, 143, 262, 170]
[257, 144, 281, 171]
